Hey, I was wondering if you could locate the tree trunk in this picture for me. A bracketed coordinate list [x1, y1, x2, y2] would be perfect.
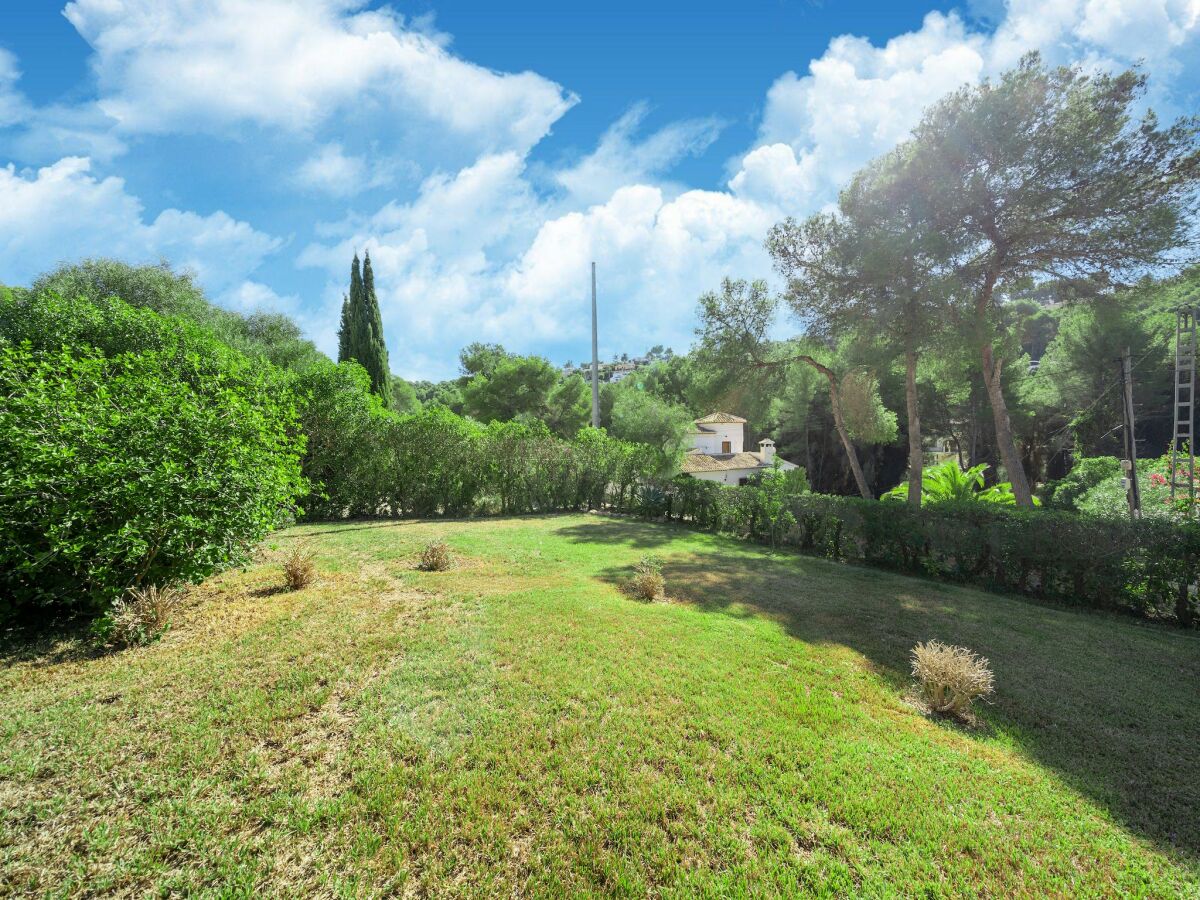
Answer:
[905, 349, 923, 508]
[980, 343, 1034, 507]
[800, 356, 872, 500]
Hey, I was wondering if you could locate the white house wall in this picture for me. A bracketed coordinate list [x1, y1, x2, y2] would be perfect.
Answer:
[690, 423, 743, 455]
[688, 467, 762, 484]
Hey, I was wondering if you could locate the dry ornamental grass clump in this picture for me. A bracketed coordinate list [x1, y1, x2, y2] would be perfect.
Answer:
[629, 555, 665, 601]
[911, 640, 995, 718]
[282, 542, 317, 590]
[418, 540, 453, 572]
[108, 584, 185, 647]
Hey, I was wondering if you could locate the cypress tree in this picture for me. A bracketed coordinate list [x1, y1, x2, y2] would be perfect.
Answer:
[359, 252, 391, 407]
[335, 250, 391, 407]
[348, 252, 364, 360]
[336, 292, 352, 363]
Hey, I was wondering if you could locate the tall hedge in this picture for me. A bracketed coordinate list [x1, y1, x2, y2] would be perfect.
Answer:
[0, 290, 306, 622]
[295, 398, 657, 521]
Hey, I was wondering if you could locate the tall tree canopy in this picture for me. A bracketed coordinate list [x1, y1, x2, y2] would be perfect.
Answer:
[901, 53, 1200, 505]
[696, 278, 896, 499]
[462, 352, 588, 437]
[768, 148, 952, 506]
[609, 389, 693, 473]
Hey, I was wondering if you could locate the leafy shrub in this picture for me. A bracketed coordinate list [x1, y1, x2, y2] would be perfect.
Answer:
[753, 462, 800, 547]
[778, 466, 810, 495]
[1043, 456, 1121, 510]
[294, 399, 660, 522]
[293, 360, 391, 519]
[911, 641, 994, 717]
[1064, 454, 1197, 523]
[94, 584, 185, 648]
[282, 543, 317, 590]
[629, 556, 665, 601]
[30, 259, 324, 371]
[418, 540, 453, 572]
[0, 292, 306, 623]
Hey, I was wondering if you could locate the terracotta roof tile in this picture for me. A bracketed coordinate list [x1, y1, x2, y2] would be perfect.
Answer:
[680, 451, 768, 473]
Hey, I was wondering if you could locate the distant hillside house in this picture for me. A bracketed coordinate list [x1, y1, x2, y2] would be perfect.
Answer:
[607, 362, 638, 383]
[680, 413, 798, 485]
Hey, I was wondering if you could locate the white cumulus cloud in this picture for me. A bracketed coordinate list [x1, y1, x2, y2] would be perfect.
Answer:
[63, 0, 577, 155]
[554, 103, 725, 206]
[291, 142, 416, 197]
[300, 154, 775, 377]
[731, 12, 988, 208]
[0, 157, 280, 292]
[0, 48, 29, 128]
[730, 1, 1200, 213]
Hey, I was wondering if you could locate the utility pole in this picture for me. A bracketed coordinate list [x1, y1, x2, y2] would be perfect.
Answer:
[1119, 347, 1142, 520]
[590, 261, 600, 429]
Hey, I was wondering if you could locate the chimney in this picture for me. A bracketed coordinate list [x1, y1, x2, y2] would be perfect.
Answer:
[758, 438, 776, 461]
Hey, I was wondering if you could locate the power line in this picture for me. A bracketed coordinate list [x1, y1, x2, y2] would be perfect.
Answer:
[1042, 346, 1160, 446]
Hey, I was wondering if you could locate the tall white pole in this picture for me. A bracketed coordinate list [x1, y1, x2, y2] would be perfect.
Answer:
[590, 261, 600, 429]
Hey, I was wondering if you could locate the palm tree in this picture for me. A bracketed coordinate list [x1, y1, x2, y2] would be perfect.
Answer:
[882, 459, 1033, 505]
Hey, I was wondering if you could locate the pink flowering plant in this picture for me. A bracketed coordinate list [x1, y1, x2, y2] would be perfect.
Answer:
[1068, 452, 1197, 522]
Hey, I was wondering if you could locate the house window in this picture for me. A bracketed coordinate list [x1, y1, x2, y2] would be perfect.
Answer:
[738, 477, 748, 486]
[721, 440, 731, 453]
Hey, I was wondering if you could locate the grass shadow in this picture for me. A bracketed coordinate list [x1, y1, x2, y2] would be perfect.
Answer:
[289, 519, 424, 537]
[554, 516, 707, 551]
[578, 524, 1200, 861]
[0, 622, 106, 669]
[248, 584, 290, 599]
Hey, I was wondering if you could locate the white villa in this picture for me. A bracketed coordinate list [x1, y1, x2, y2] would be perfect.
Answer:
[679, 413, 799, 484]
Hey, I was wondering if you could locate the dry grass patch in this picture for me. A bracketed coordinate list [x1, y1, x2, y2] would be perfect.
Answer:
[417, 539, 453, 572]
[911, 640, 995, 719]
[103, 584, 185, 647]
[281, 541, 317, 590]
[628, 555, 666, 601]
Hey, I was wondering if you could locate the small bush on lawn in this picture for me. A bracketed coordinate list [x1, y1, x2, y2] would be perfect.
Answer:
[282, 543, 317, 590]
[94, 584, 185, 648]
[418, 540, 453, 571]
[629, 556, 665, 601]
[911, 641, 994, 718]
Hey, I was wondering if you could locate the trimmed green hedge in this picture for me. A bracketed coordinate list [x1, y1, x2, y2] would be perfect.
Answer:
[295, 382, 659, 521]
[648, 478, 1200, 625]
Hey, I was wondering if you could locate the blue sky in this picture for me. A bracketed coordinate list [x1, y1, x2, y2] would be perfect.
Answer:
[2, 1, 1198, 380]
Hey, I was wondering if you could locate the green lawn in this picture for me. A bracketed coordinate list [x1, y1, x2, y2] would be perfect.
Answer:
[3, 514, 1198, 897]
